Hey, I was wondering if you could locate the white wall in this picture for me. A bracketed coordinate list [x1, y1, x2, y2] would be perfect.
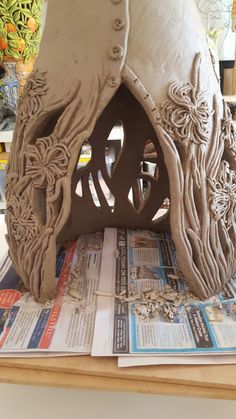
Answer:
[0, 385, 236, 419]
[195, 0, 235, 60]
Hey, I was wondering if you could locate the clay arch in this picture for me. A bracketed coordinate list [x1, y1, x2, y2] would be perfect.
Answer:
[59, 83, 170, 241]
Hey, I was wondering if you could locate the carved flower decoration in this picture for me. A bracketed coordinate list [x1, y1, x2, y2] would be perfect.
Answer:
[25, 134, 70, 188]
[18, 69, 48, 123]
[220, 105, 236, 157]
[208, 161, 236, 229]
[23, 69, 48, 97]
[161, 82, 210, 147]
[6, 195, 39, 243]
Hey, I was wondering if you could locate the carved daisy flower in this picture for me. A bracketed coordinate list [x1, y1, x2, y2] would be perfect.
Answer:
[208, 161, 236, 229]
[161, 82, 210, 146]
[25, 134, 70, 188]
[6, 195, 39, 243]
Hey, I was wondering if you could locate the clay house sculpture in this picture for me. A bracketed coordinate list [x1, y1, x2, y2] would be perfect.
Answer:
[5, 0, 236, 301]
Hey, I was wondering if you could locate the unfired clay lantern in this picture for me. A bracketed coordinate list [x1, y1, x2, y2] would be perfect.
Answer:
[5, 0, 236, 302]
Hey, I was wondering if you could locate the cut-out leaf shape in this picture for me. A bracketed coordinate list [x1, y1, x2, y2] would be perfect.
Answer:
[152, 198, 170, 221]
[89, 176, 100, 207]
[108, 122, 124, 142]
[75, 179, 83, 197]
[128, 178, 150, 211]
[152, 208, 168, 221]
[106, 121, 125, 177]
[77, 141, 92, 168]
[98, 170, 115, 208]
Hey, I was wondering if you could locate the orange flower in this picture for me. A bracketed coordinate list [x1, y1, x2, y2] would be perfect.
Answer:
[5, 23, 17, 33]
[16, 39, 25, 52]
[0, 37, 8, 50]
[27, 17, 37, 33]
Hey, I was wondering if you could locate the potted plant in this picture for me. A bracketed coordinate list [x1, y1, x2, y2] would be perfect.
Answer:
[0, 0, 43, 108]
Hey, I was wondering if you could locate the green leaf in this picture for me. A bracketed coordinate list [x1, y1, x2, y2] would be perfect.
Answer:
[8, 39, 19, 48]
[7, 0, 17, 9]
[6, 47, 21, 59]
[33, 11, 40, 19]
[20, 0, 32, 3]
[22, 45, 32, 61]
[5, 48, 20, 60]
[20, 8, 32, 18]
[13, 9, 20, 21]
[16, 20, 27, 28]
[31, 2, 37, 14]
[25, 31, 33, 40]
[19, 12, 27, 23]
[0, 11, 8, 17]
[9, 5, 18, 15]
[7, 31, 18, 39]
[22, 45, 28, 54]
[0, 26, 7, 37]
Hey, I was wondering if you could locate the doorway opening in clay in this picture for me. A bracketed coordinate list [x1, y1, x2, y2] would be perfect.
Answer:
[59, 85, 170, 240]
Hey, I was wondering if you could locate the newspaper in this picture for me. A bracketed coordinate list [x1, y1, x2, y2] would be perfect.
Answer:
[0, 232, 103, 355]
[92, 228, 236, 357]
[118, 355, 236, 367]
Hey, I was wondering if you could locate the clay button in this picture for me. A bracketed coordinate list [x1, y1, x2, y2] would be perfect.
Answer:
[112, 18, 125, 31]
[109, 45, 124, 60]
[107, 75, 120, 88]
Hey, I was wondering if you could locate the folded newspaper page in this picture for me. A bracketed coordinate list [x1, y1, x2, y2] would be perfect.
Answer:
[92, 228, 236, 356]
[0, 232, 103, 354]
[118, 355, 236, 367]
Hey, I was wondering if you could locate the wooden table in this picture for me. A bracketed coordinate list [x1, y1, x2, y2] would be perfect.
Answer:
[0, 356, 236, 400]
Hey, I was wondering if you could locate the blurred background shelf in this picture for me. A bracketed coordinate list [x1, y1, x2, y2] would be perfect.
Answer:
[0, 128, 13, 152]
